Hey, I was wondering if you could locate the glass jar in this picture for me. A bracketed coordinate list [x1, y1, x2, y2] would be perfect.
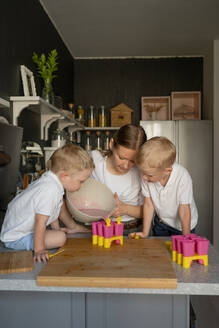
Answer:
[68, 103, 75, 120]
[51, 129, 67, 147]
[96, 131, 102, 150]
[104, 131, 110, 151]
[88, 105, 96, 127]
[99, 105, 107, 127]
[77, 105, 84, 123]
[85, 131, 92, 151]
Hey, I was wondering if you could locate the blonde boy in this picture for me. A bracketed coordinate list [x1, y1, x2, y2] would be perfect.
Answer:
[134, 137, 198, 237]
[1, 144, 94, 262]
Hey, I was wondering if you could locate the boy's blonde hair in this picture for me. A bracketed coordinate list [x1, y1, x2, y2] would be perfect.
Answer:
[136, 137, 176, 170]
[47, 143, 94, 173]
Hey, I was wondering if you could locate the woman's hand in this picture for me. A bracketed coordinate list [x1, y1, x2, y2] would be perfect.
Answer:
[111, 193, 126, 217]
[34, 249, 49, 263]
[128, 231, 148, 239]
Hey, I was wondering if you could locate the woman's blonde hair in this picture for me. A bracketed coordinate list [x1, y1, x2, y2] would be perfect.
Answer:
[136, 137, 176, 170]
[47, 143, 94, 173]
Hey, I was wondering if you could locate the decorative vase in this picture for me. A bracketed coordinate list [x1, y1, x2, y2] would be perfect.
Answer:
[42, 78, 55, 105]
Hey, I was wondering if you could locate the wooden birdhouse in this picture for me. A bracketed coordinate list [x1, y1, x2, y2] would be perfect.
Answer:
[110, 103, 133, 127]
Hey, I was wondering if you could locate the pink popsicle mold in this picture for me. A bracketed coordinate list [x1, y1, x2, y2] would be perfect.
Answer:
[92, 217, 124, 248]
[170, 233, 209, 268]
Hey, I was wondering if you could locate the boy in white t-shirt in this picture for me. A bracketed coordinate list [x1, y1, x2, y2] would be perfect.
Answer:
[1, 144, 94, 262]
[133, 137, 198, 238]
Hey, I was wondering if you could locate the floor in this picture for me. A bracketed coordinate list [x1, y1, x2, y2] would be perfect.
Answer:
[0, 210, 218, 327]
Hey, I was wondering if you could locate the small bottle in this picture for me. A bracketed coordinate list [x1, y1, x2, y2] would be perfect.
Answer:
[77, 105, 84, 123]
[104, 131, 110, 151]
[76, 130, 81, 146]
[88, 105, 96, 127]
[68, 103, 75, 119]
[68, 126, 76, 143]
[99, 105, 107, 127]
[85, 131, 92, 151]
[96, 131, 102, 150]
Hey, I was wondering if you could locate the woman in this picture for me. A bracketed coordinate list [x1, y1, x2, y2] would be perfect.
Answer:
[91, 124, 147, 234]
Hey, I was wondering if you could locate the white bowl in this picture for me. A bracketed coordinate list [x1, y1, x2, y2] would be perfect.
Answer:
[66, 177, 116, 223]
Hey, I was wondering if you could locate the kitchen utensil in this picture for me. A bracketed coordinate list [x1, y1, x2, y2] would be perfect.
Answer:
[66, 177, 116, 223]
[48, 249, 65, 259]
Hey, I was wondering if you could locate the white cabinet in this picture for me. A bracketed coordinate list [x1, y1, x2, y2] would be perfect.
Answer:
[140, 120, 213, 240]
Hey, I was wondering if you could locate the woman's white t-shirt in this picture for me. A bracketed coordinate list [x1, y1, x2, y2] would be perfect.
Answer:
[1, 171, 64, 242]
[91, 150, 143, 222]
[141, 163, 198, 230]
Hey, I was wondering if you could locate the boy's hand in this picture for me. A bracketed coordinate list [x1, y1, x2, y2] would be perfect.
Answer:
[34, 249, 49, 263]
[128, 232, 148, 239]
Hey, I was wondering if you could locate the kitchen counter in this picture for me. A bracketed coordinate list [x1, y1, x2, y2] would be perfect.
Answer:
[1, 235, 219, 328]
[0, 235, 219, 295]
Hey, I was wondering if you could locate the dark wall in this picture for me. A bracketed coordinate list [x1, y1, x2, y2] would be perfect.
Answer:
[0, 0, 74, 107]
[74, 57, 203, 124]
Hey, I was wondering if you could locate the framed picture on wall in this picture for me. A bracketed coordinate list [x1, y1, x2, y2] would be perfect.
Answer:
[20, 65, 37, 97]
[171, 91, 201, 120]
[141, 96, 171, 120]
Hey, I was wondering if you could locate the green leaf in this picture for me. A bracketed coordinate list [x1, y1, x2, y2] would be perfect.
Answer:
[32, 49, 58, 82]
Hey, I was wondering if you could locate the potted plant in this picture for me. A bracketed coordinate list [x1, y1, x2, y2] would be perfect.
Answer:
[32, 49, 58, 104]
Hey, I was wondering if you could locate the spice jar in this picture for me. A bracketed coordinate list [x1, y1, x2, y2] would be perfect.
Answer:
[96, 131, 102, 150]
[99, 105, 107, 127]
[104, 131, 110, 151]
[77, 105, 84, 123]
[51, 129, 67, 147]
[68, 103, 75, 119]
[88, 105, 96, 127]
[85, 131, 92, 151]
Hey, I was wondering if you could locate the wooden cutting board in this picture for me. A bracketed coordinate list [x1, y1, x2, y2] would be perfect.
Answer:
[0, 251, 33, 274]
[37, 238, 177, 289]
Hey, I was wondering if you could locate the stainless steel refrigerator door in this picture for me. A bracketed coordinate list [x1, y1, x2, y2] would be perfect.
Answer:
[178, 120, 213, 240]
[140, 120, 178, 160]
[140, 121, 176, 143]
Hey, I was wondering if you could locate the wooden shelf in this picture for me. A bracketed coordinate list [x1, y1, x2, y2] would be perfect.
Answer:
[84, 127, 119, 131]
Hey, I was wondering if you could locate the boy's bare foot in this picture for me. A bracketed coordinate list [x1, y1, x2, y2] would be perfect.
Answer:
[61, 224, 90, 234]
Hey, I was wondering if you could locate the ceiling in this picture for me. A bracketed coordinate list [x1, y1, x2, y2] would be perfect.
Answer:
[40, 0, 219, 58]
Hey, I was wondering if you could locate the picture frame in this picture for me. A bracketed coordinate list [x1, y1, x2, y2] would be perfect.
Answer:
[20, 65, 37, 97]
[171, 91, 201, 120]
[141, 96, 171, 121]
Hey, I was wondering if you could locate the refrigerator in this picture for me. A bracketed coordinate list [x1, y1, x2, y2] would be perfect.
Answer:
[140, 120, 213, 240]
